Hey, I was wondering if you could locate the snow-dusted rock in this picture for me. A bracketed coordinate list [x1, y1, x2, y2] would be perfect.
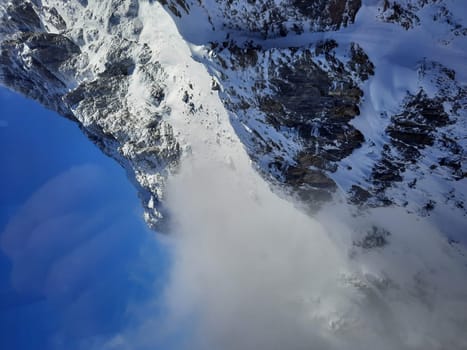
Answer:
[1, 0, 466, 230]
[162, 0, 362, 38]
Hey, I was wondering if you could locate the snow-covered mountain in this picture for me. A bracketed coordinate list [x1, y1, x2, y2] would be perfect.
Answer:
[0, 0, 466, 232]
[2, 2, 467, 349]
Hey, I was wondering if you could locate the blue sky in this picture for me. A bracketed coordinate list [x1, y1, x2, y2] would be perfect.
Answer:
[0, 87, 172, 350]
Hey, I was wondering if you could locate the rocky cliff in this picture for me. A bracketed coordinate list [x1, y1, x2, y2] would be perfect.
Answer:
[162, 0, 361, 37]
[1, 0, 466, 231]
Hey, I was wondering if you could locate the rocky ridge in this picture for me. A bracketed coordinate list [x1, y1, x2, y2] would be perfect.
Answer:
[1, 0, 180, 229]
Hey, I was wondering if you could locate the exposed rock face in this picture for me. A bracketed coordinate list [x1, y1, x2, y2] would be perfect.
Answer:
[210, 40, 373, 208]
[1, 0, 466, 229]
[364, 61, 467, 214]
[162, 0, 361, 37]
[0, 31, 79, 118]
[0, 0, 180, 229]
[379, 0, 467, 38]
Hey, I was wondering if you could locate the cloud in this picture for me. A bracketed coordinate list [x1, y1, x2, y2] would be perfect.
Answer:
[104, 148, 467, 350]
[5, 126, 465, 350]
[161, 154, 467, 350]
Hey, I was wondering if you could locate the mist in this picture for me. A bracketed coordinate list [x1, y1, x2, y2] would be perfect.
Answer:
[156, 149, 467, 350]
[62, 2, 467, 348]
[98, 144, 467, 349]
[2, 1, 466, 348]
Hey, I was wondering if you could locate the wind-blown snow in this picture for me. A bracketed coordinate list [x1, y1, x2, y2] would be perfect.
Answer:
[1, 0, 467, 349]
[81, 2, 467, 350]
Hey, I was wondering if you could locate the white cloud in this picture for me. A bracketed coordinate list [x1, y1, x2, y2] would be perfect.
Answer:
[92, 150, 467, 350]
[6, 129, 465, 350]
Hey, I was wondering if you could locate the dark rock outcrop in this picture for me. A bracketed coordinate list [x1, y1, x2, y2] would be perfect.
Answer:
[1, 0, 466, 228]
[161, 0, 362, 38]
[349, 60, 467, 216]
[0, 0, 181, 229]
[210, 40, 373, 209]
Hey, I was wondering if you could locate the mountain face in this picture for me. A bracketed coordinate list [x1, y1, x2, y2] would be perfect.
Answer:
[161, 0, 361, 36]
[1, 0, 466, 231]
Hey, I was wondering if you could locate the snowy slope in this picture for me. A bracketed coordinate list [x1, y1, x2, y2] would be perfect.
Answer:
[164, 0, 467, 231]
[2, 1, 467, 349]
[0, 0, 466, 232]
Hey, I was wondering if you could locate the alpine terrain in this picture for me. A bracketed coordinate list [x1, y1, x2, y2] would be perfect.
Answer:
[1, 1, 467, 349]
